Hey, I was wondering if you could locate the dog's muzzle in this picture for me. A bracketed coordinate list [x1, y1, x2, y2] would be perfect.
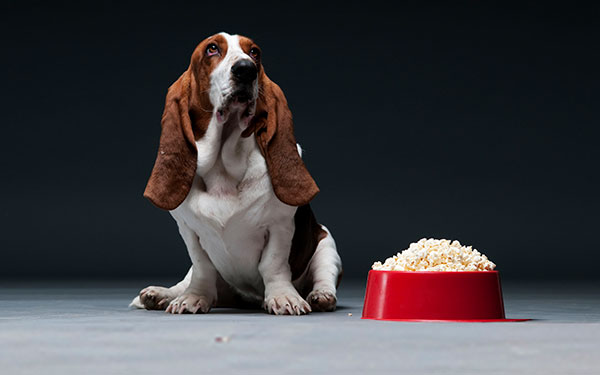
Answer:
[230, 59, 257, 103]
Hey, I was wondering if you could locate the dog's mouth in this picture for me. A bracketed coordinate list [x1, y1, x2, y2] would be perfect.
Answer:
[217, 87, 256, 123]
[231, 89, 253, 104]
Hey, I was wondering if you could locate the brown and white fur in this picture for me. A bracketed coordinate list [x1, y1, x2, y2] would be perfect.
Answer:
[130, 32, 342, 315]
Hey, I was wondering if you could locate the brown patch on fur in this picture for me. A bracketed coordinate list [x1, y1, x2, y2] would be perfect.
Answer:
[189, 34, 228, 140]
[289, 204, 326, 280]
[237, 36, 257, 56]
[143, 34, 229, 210]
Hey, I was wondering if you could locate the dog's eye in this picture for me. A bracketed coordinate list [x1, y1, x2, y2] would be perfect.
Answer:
[206, 43, 220, 56]
[249, 47, 260, 60]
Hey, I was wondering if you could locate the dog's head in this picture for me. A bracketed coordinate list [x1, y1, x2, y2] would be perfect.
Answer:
[188, 33, 260, 127]
[144, 32, 319, 210]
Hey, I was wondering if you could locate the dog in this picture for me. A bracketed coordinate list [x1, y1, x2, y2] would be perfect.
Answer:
[130, 32, 342, 315]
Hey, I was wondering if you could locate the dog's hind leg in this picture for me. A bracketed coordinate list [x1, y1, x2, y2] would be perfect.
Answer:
[129, 267, 192, 310]
[304, 226, 343, 312]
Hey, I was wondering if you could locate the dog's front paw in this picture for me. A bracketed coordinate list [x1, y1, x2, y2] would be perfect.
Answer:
[166, 293, 213, 314]
[263, 292, 311, 315]
[138, 286, 175, 310]
[307, 289, 337, 312]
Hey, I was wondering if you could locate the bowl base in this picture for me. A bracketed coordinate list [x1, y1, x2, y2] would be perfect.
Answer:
[362, 317, 531, 323]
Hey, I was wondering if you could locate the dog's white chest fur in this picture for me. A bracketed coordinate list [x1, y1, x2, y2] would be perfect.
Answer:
[171, 119, 294, 300]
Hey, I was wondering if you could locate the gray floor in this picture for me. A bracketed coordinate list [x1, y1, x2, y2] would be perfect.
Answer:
[1, 280, 599, 374]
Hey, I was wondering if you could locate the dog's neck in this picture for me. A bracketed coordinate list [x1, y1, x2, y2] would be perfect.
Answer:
[195, 109, 255, 194]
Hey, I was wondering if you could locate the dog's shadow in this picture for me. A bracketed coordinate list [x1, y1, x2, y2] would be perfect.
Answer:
[209, 304, 354, 315]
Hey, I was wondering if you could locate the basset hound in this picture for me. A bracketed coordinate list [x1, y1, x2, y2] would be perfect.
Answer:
[130, 32, 342, 315]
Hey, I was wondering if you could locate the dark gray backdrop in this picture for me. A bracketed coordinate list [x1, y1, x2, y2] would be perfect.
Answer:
[1, 1, 598, 282]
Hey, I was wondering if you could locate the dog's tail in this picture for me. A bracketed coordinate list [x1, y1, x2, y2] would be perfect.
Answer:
[129, 295, 144, 309]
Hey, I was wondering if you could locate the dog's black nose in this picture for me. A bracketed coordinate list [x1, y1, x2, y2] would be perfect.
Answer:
[231, 59, 257, 83]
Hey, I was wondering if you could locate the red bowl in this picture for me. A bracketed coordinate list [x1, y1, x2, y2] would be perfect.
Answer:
[362, 270, 528, 322]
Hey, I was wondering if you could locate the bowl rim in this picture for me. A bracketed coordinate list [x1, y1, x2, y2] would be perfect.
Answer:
[368, 270, 499, 274]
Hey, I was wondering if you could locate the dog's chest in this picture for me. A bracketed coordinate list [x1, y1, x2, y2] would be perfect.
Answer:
[183, 123, 268, 225]
[173, 144, 277, 296]
[192, 146, 272, 229]
[195, 171, 267, 228]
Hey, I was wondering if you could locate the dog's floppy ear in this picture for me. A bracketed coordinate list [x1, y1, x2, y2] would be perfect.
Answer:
[245, 75, 319, 206]
[143, 71, 198, 210]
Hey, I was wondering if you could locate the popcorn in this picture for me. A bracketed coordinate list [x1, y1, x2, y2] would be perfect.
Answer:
[372, 238, 496, 272]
